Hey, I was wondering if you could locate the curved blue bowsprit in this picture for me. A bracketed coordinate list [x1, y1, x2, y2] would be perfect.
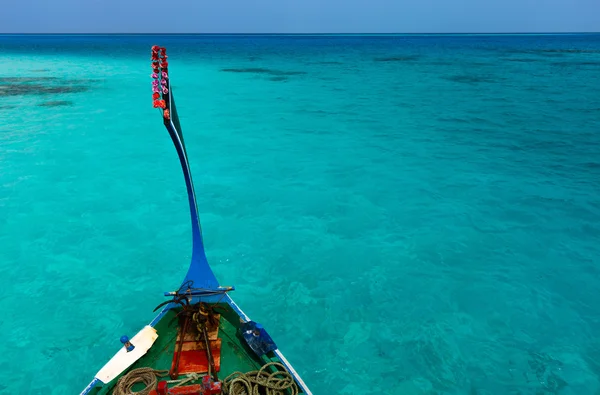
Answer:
[152, 45, 220, 293]
[164, 89, 220, 290]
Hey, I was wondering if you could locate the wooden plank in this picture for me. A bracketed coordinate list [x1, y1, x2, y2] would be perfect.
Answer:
[170, 338, 222, 374]
[95, 326, 159, 384]
[180, 337, 221, 352]
[166, 384, 203, 394]
[176, 314, 220, 342]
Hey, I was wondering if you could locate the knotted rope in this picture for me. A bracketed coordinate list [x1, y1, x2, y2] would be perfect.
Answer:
[222, 362, 299, 395]
[113, 367, 169, 395]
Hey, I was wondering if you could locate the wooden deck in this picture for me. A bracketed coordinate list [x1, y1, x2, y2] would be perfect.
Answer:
[90, 303, 301, 394]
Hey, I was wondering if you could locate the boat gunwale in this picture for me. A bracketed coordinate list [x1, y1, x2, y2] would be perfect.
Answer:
[79, 295, 312, 395]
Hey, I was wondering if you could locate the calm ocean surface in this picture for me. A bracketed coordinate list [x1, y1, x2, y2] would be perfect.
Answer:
[1, 34, 600, 394]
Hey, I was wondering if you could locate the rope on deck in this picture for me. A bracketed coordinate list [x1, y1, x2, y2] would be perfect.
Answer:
[222, 362, 299, 395]
[113, 367, 169, 395]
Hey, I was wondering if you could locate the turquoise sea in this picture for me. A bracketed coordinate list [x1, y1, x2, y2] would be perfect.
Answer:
[1, 34, 600, 394]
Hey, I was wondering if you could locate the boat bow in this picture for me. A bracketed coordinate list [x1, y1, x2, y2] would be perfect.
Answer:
[79, 46, 312, 395]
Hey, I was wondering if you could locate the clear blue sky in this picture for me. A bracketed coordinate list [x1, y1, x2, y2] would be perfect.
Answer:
[2, 0, 599, 33]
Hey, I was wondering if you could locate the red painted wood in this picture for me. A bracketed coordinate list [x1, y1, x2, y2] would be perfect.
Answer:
[170, 340, 222, 375]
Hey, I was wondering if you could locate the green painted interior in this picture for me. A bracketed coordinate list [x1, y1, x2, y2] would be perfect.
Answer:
[88, 303, 303, 394]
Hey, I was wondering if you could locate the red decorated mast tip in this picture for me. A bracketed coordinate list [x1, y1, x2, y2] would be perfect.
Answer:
[150, 45, 171, 118]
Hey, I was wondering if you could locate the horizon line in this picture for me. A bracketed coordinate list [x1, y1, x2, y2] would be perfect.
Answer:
[1, 32, 599, 35]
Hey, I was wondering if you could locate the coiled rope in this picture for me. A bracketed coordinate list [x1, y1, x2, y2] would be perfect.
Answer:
[113, 361, 298, 395]
[222, 362, 299, 395]
[113, 367, 169, 395]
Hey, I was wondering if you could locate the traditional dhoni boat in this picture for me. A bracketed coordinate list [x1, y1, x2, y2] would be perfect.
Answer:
[79, 46, 312, 395]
